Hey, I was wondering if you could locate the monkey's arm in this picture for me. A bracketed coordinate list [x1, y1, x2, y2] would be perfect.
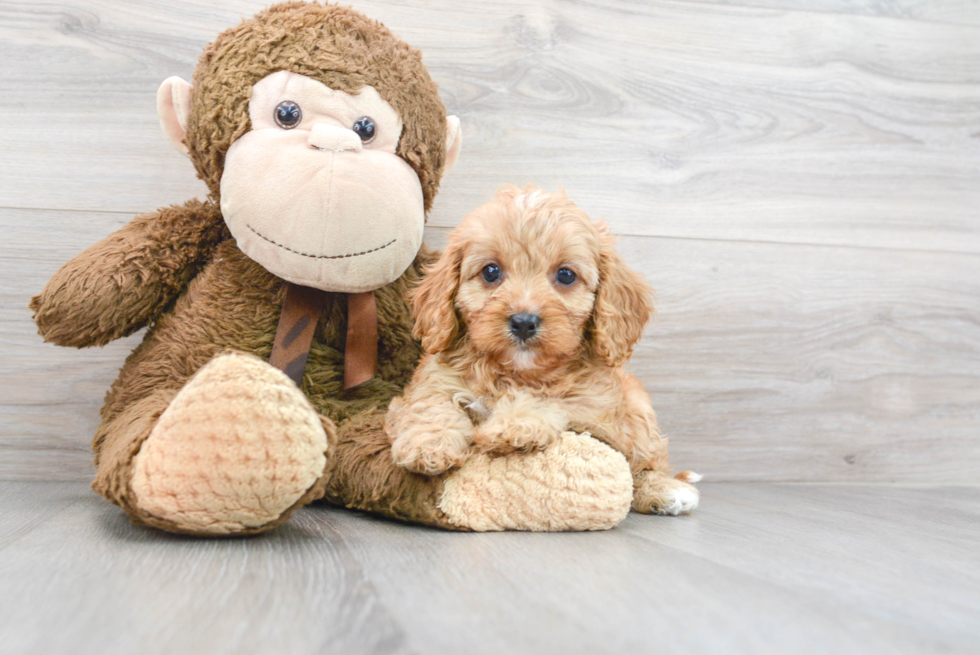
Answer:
[30, 199, 227, 348]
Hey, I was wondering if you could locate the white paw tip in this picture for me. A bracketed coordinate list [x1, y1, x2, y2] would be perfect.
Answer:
[660, 486, 700, 516]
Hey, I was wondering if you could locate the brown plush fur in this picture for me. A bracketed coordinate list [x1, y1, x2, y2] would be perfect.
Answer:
[324, 410, 462, 529]
[187, 1, 447, 212]
[29, 200, 228, 348]
[86, 239, 434, 503]
[30, 2, 458, 533]
[387, 186, 700, 515]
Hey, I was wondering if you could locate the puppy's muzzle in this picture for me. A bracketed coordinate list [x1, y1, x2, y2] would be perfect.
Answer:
[509, 312, 541, 344]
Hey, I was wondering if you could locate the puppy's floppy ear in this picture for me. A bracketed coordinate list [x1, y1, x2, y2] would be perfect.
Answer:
[410, 237, 464, 353]
[590, 225, 654, 367]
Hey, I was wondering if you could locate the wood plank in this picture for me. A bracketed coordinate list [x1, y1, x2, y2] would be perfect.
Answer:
[5, 210, 979, 483]
[620, 483, 980, 643]
[0, 481, 89, 551]
[323, 483, 980, 655]
[0, 1, 977, 252]
[674, 0, 980, 27]
[1, 481, 977, 655]
[0, 481, 414, 655]
[623, 235, 980, 483]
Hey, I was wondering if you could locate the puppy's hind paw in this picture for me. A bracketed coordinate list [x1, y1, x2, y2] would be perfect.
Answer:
[632, 471, 700, 516]
[658, 485, 700, 516]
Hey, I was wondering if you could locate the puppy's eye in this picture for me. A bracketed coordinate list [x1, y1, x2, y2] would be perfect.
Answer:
[482, 264, 501, 284]
[274, 101, 302, 129]
[352, 116, 376, 143]
[556, 268, 577, 286]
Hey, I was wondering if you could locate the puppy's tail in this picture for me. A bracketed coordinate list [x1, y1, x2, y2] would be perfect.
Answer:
[674, 471, 703, 484]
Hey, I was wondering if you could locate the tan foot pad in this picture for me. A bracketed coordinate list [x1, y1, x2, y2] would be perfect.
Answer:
[438, 432, 633, 531]
[131, 352, 328, 534]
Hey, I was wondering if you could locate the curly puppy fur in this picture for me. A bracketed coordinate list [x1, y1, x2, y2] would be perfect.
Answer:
[386, 185, 700, 515]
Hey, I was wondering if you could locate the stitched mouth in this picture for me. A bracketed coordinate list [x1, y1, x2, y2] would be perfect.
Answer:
[246, 224, 396, 260]
[310, 145, 359, 153]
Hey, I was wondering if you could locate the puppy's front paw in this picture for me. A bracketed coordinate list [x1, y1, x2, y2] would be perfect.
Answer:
[632, 471, 701, 515]
[391, 427, 472, 476]
[473, 417, 561, 455]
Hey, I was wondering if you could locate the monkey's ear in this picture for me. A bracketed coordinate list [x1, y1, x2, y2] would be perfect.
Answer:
[157, 76, 193, 156]
[443, 116, 462, 175]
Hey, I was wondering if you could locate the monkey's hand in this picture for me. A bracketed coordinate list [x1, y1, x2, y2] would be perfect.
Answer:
[30, 199, 226, 348]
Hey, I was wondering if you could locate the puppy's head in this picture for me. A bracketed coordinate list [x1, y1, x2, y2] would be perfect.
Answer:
[411, 185, 653, 370]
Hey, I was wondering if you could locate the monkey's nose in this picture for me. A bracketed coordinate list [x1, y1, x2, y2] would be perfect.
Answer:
[308, 124, 363, 153]
[509, 313, 541, 343]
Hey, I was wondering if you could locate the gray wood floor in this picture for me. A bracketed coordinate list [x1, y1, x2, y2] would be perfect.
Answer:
[1, 481, 977, 655]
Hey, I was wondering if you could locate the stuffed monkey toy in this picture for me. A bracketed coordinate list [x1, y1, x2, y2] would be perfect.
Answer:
[30, 1, 634, 535]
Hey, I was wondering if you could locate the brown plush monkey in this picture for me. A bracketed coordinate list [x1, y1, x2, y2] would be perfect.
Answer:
[30, 2, 634, 535]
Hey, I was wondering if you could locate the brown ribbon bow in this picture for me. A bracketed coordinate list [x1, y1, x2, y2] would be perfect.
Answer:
[269, 283, 377, 390]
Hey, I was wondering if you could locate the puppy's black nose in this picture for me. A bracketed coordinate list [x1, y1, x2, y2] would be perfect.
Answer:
[509, 313, 541, 342]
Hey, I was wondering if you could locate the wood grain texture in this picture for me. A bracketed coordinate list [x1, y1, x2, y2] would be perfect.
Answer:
[0, 482, 412, 655]
[1, 481, 977, 654]
[675, 0, 980, 27]
[1, 0, 979, 483]
[0, 0, 977, 251]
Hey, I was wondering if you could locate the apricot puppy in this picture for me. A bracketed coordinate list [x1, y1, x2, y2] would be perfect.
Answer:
[386, 185, 700, 515]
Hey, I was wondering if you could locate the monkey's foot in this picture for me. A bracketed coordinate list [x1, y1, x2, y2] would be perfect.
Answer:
[438, 431, 633, 531]
[130, 352, 330, 535]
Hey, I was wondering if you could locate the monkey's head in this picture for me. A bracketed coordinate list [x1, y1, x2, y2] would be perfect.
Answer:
[157, 2, 462, 293]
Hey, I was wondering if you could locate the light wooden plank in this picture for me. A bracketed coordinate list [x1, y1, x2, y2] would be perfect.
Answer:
[0, 481, 88, 551]
[1, 481, 977, 655]
[0, 482, 413, 655]
[5, 210, 979, 483]
[628, 236, 980, 483]
[621, 484, 980, 642]
[0, 1, 977, 252]
[323, 483, 980, 655]
[674, 0, 980, 27]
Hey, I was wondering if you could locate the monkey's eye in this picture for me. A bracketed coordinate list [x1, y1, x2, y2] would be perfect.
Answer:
[556, 268, 577, 286]
[352, 116, 376, 143]
[274, 101, 302, 129]
[482, 264, 501, 284]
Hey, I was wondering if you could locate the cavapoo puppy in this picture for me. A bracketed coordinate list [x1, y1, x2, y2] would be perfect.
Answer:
[385, 185, 700, 515]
